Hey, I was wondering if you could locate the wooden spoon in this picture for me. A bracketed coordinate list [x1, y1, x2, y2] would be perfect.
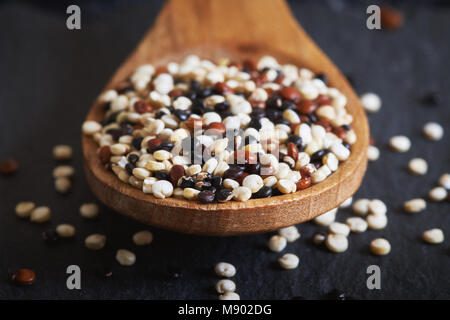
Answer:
[82, 0, 369, 235]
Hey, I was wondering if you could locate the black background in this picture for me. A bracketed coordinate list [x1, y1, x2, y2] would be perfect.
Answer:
[0, 0, 449, 299]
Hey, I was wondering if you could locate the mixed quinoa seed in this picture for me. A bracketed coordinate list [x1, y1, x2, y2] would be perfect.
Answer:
[82, 55, 356, 203]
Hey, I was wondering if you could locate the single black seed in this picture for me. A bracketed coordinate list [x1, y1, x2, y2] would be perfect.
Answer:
[253, 186, 272, 198]
[248, 118, 262, 130]
[420, 91, 441, 106]
[220, 111, 233, 119]
[250, 108, 265, 119]
[125, 163, 136, 175]
[210, 176, 222, 189]
[266, 108, 282, 121]
[120, 123, 133, 136]
[106, 129, 122, 142]
[223, 167, 244, 180]
[154, 171, 170, 181]
[195, 181, 212, 191]
[315, 72, 328, 84]
[155, 111, 166, 119]
[174, 110, 190, 121]
[132, 137, 143, 150]
[184, 91, 197, 100]
[216, 188, 233, 202]
[128, 154, 139, 165]
[105, 111, 119, 124]
[275, 119, 291, 126]
[214, 101, 230, 113]
[266, 94, 282, 109]
[179, 177, 195, 188]
[246, 163, 261, 175]
[272, 188, 283, 196]
[280, 100, 296, 111]
[308, 113, 318, 123]
[341, 124, 352, 131]
[191, 99, 206, 115]
[190, 79, 201, 91]
[310, 149, 330, 163]
[197, 88, 213, 98]
[287, 135, 303, 148]
[103, 101, 111, 111]
[198, 190, 215, 203]
[158, 142, 174, 152]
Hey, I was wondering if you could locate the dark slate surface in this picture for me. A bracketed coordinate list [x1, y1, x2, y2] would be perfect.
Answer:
[0, 0, 449, 300]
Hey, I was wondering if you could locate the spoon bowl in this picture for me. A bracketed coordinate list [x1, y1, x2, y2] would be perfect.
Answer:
[83, 0, 369, 235]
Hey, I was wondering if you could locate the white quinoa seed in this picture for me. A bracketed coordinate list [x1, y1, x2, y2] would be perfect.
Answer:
[53, 165, 75, 179]
[214, 262, 236, 278]
[80, 203, 99, 219]
[312, 233, 326, 245]
[151, 180, 173, 199]
[55, 177, 71, 193]
[352, 198, 370, 216]
[30, 206, 51, 223]
[278, 253, 299, 269]
[85, 234, 106, 250]
[370, 238, 391, 255]
[366, 214, 388, 230]
[325, 234, 348, 253]
[82, 120, 102, 135]
[360, 92, 381, 113]
[368, 199, 387, 216]
[219, 292, 240, 300]
[132, 230, 153, 246]
[422, 228, 444, 244]
[339, 197, 353, 209]
[215, 279, 236, 294]
[278, 226, 301, 242]
[268, 235, 287, 252]
[232, 186, 252, 202]
[403, 198, 426, 213]
[408, 158, 428, 175]
[346, 217, 368, 233]
[438, 173, 450, 189]
[328, 222, 350, 237]
[15, 201, 35, 218]
[314, 208, 337, 226]
[116, 249, 136, 266]
[53, 145, 73, 161]
[242, 174, 264, 193]
[56, 224, 76, 238]
[423, 122, 443, 141]
[367, 145, 380, 161]
[389, 135, 411, 152]
[428, 187, 447, 202]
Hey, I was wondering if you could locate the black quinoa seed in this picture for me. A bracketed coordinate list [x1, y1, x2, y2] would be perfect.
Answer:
[253, 186, 272, 198]
[310, 149, 330, 163]
[214, 101, 230, 113]
[154, 171, 170, 181]
[125, 163, 136, 175]
[106, 128, 122, 142]
[210, 176, 222, 189]
[174, 110, 190, 121]
[248, 118, 262, 130]
[128, 154, 139, 165]
[266, 108, 282, 121]
[266, 94, 283, 109]
[216, 188, 233, 202]
[132, 137, 143, 150]
[179, 177, 195, 188]
[223, 167, 244, 180]
[287, 135, 303, 148]
[191, 99, 206, 115]
[198, 190, 215, 203]
[280, 100, 296, 111]
[246, 163, 261, 175]
[158, 142, 174, 152]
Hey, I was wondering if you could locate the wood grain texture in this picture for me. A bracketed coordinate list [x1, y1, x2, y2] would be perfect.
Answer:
[82, 0, 369, 235]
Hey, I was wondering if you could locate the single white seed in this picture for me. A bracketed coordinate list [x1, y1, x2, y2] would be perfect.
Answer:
[214, 262, 236, 278]
[423, 122, 443, 141]
[242, 174, 264, 193]
[53, 165, 75, 179]
[15, 201, 35, 218]
[116, 249, 136, 266]
[325, 234, 348, 253]
[367, 145, 380, 161]
[56, 224, 76, 238]
[366, 214, 388, 230]
[30, 206, 51, 223]
[53, 145, 73, 161]
[438, 173, 450, 189]
[368, 199, 387, 216]
[232, 186, 252, 202]
[389, 135, 411, 152]
[422, 228, 444, 244]
[80, 203, 99, 219]
[278, 253, 299, 269]
[428, 187, 447, 202]
[360, 92, 381, 113]
[408, 158, 428, 175]
[328, 222, 350, 236]
[268, 235, 287, 252]
[403, 198, 426, 213]
[312, 233, 326, 245]
[219, 292, 240, 300]
[352, 198, 370, 216]
[55, 177, 71, 193]
[278, 226, 300, 242]
[370, 238, 391, 255]
[314, 208, 337, 226]
[85, 234, 106, 250]
[346, 217, 368, 233]
[132, 230, 153, 246]
[339, 197, 353, 208]
[151, 180, 174, 199]
[215, 279, 236, 294]
[82, 120, 102, 135]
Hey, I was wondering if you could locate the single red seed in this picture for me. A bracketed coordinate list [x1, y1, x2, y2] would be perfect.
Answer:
[12, 269, 35, 285]
[332, 126, 347, 139]
[242, 59, 257, 71]
[147, 138, 163, 153]
[155, 65, 169, 75]
[168, 88, 185, 98]
[134, 100, 154, 114]
[206, 122, 226, 135]
[315, 94, 332, 106]
[297, 99, 318, 114]
[287, 142, 299, 161]
[296, 177, 311, 190]
[99, 146, 112, 165]
[316, 120, 332, 132]
[185, 118, 204, 131]
[169, 165, 185, 186]
[0, 157, 19, 175]
[214, 82, 233, 95]
[280, 87, 301, 103]
[380, 5, 404, 30]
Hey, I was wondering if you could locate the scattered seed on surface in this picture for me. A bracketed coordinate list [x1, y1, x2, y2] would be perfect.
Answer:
[55, 177, 71, 193]
[368, 199, 387, 216]
[312, 232, 326, 246]
[360, 92, 381, 113]
[132, 230, 153, 246]
[268, 235, 287, 252]
[219, 292, 240, 300]
[325, 234, 348, 253]
[314, 208, 337, 226]
[53, 145, 73, 161]
[422, 228, 444, 244]
[55, 224, 76, 238]
[85, 234, 106, 250]
[278, 253, 299, 269]
[80, 203, 99, 219]
[0, 157, 19, 175]
[403, 198, 426, 213]
[215, 279, 236, 294]
[278, 226, 300, 242]
[12, 269, 35, 285]
[214, 262, 236, 278]
[30, 206, 51, 223]
[428, 187, 447, 202]
[339, 197, 353, 209]
[53, 165, 75, 179]
[116, 249, 136, 266]
[408, 158, 428, 175]
[328, 222, 350, 236]
[346, 217, 368, 233]
[370, 238, 391, 255]
[15, 201, 35, 218]
[389, 135, 411, 152]
[367, 145, 380, 161]
[352, 198, 370, 216]
[423, 122, 443, 141]
[366, 214, 388, 230]
[439, 173, 450, 189]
